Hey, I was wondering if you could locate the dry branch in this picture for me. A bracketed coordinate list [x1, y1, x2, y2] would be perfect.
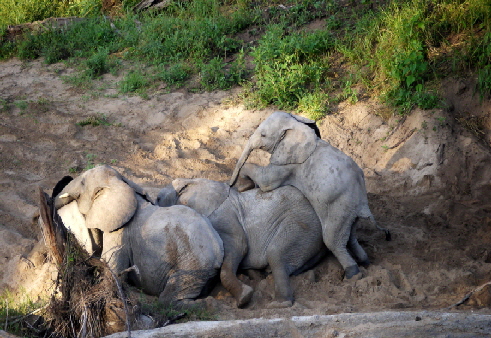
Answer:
[38, 186, 66, 265]
[446, 280, 491, 309]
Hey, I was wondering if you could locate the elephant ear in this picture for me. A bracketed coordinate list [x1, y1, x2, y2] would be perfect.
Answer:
[173, 178, 229, 217]
[270, 122, 318, 165]
[290, 113, 321, 138]
[120, 175, 153, 202]
[85, 171, 138, 233]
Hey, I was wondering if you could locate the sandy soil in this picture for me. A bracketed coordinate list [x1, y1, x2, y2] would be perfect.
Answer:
[1, 58, 490, 327]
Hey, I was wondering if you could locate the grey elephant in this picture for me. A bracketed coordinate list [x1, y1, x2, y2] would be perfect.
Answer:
[230, 111, 390, 279]
[53, 165, 224, 305]
[157, 178, 326, 308]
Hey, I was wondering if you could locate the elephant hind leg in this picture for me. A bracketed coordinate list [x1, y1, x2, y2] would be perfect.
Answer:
[267, 256, 293, 306]
[220, 257, 253, 308]
[348, 218, 369, 267]
[320, 207, 359, 279]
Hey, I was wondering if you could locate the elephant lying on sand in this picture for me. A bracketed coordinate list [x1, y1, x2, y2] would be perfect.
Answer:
[230, 111, 390, 279]
[53, 165, 224, 305]
[157, 178, 326, 308]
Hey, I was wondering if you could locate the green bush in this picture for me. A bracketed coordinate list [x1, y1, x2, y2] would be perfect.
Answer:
[476, 32, 491, 100]
[296, 91, 330, 121]
[338, 0, 491, 114]
[249, 24, 332, 108]
[199, 49, 248, 91]
[85, 48, 111, 78]
[119, 70, 149, 94]
[14, 17, 119, 64]
[134, 12, 250, 65]
[158, 62, 193, 88]
[0, 0, 101, 29]
[199, 57, 231, 91]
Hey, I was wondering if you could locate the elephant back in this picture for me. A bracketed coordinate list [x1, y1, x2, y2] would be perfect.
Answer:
[238, 186, 323, 271]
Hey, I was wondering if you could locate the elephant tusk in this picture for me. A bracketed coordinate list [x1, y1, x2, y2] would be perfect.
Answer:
[59, 193, 70, 198]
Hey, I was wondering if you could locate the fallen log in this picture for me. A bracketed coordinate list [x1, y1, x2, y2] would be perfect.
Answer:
[5, 17, 84, 41]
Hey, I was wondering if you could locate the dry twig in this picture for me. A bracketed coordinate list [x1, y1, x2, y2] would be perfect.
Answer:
[107, 265, 132, 338]
[446, 280, 491, 309]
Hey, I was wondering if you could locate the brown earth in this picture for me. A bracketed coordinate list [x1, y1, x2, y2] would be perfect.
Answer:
[1, 58, 491, 333]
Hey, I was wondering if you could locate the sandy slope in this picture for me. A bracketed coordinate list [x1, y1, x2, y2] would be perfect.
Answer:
[1, 58, 490, 334]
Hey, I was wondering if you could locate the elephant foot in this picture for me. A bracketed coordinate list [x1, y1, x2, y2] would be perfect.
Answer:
[237, 284, 254, 308]
[359, 259, 370, 268]
[266, 300, 293, 309]
[344, 264, 360, 279]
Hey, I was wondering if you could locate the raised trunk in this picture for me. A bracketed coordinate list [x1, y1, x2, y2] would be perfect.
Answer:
[230, 142, 253, 186]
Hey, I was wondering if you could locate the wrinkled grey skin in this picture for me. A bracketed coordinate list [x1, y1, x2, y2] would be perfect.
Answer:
[230, 112, 389, 279]
[157, 178, 326, 308]
[54, 165, 224, 306]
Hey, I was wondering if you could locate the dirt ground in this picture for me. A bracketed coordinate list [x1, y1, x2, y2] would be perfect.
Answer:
[1, 57, 491, 328]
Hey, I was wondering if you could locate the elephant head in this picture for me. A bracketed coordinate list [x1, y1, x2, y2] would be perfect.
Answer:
[157, 178, 230, 217]
[54, 165, 146, 233]
[230, 111, 320, 186]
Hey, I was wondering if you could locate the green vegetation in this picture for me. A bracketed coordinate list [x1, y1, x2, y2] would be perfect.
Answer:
[119, 69, 149, 94]
[0, 0, 102, 29]
[1, 0, 490, 119]
[85, 152, 97, 170]
[77, 113, 111, 126]
[0, 289, 45, 336]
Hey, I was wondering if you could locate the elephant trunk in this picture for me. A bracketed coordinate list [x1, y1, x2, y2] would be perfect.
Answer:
[54, 191, 77, 210]
[230, 141, 254, 186]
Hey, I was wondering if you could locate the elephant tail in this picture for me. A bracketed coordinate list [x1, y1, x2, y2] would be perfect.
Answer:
[360, 208, 391, 241]
[370, 215, 391, 241]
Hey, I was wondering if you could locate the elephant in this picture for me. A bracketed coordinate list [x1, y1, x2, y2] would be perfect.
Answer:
[53, 165, 224, 306]
[157, 178, 326, 308]
[230, 111, 390, 280]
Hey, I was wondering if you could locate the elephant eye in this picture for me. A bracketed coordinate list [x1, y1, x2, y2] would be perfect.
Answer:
[279, 129, 289, 141]
[177, 184, 189, 195]
[260, 132, 266, 138]
[93, 187, 104, 200]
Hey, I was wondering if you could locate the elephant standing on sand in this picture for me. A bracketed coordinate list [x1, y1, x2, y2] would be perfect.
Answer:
[53, 165, 224, 306]
[230, 111, 390, 279]
[157, 178, 326, 308]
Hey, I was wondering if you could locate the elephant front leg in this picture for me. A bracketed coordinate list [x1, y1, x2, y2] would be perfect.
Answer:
[158, 270, 210, 307]
[237, 163, 294, 193]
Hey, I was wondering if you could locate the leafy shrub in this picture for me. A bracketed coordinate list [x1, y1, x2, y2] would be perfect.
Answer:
[134, 12, 250, 65]
[475, 32, 491, 100]
[296, 91, 330, 121]
[119, 70, 149, 94]
[85, 48, 110, 78]
[199, 57, 231, 91]
[0, 0, 101, 29]
[383, 88, 441, 115]
[249, 24, 332, 108]
[339, 0, 490, 114]
[15, 17, 118, 64]
[158, 63, 193, 88]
